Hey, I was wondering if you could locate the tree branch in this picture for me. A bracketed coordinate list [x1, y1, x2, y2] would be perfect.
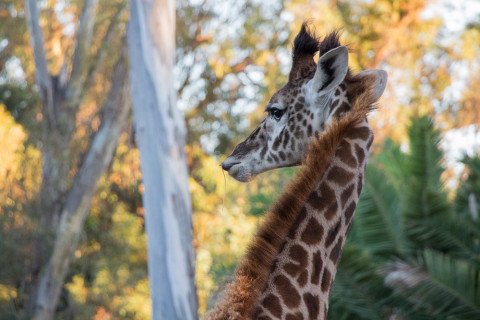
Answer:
[25, 0, 55, 126]
[370, 2, 426, 68]
[81, 3, 126, 99]
[65, 0, 99, 109]
[32, 42, 130, 319]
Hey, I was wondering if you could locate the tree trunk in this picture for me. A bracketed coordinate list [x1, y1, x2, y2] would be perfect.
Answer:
[31, 47, 130, 319]
[128, 0, 198, 319]
[24, 0, 131, 318]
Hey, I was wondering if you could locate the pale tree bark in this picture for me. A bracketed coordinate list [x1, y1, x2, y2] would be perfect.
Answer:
[128, 0, 198, 319]
[24, 0, 130, 318]
[31, 47, 130, 320]
[26, 0, 100, 233]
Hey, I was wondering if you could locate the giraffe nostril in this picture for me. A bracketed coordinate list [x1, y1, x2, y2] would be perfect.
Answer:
[221, 162, 239, 171]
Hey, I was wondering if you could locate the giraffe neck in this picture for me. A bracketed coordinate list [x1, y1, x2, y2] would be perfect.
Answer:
[252, 119, 373, 320]
[203, 87, 377, 320]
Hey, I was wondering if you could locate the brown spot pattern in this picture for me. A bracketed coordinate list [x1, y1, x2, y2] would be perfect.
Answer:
[294, 129, 304, 139]
[262, 294, 282, 318]
[340, 184, 355, 208]
[284, 262, 301, 277]
[335, 102, 350, 117]
[330, 236, 344, 265]
[330, 99, 339, 110]
[260, 146, 268, 159]
[307, 190, 322, 209]
[311, 251, 323, 285]
[252, 307, 263, 319]
[355, 144, 365, 165]
[321, 268, 331, 292]
[327, 166, 355, 186]
[300, 217, 324, 245]
[287, 207, 308, 239]
[298, 270, 308, 287]
[349, 126, 370, 141]
[289, 245, 308, 266]
[336, 142, 357, 168]
[304, 293, 320, 319]
[357, 173, 364, 197]
[285, 312, 303, 320]
[367, 135, 374, 149]
[283, 131, 290, 149]
[324, 200, 339, 220]
[325, 220, 341, 247]
[308, 183, 335, 211]
[272, 136, 281, 150]
[344, 201, 356, 226]
[274, 275, 301, 308]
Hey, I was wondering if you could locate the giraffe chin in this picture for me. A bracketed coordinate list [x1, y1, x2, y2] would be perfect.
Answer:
[227, 165, 256, 182]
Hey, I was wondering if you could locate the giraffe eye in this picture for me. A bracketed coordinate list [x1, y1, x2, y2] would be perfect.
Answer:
[269, 108, 285, 121]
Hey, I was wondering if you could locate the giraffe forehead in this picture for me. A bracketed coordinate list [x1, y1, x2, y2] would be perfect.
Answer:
[270, 83, 308, 107]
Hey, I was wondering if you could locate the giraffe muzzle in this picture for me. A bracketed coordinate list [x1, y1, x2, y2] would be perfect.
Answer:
[221, 161, 240, 171]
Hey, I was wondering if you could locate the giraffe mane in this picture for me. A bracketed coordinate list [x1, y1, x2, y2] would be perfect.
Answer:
[292, 22, 344, 59]
[292, 22, 320, 61]
[290, 23, 349, 83]
[203, 76, 379, 320]
[319, 29, 343, 56]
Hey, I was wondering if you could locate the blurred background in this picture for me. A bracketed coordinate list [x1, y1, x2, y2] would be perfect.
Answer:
[1, 0, 480, 318]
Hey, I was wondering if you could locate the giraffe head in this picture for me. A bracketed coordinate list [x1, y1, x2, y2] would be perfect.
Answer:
[222, 24, 387, 182]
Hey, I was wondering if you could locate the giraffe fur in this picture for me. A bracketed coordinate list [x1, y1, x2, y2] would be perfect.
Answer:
[204, 22, 387, 320]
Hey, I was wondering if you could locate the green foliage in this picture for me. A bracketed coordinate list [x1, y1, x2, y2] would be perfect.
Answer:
[330, 116, 480, 319]
[329, 245, 394, 320]
[61, 138, 149, 319]
[0, 104, 41, 318]
[0, 84, 39, 138]
[400, 251, 480, 319]
[456, 156, 480, 221]
[352, 163, 405, 258]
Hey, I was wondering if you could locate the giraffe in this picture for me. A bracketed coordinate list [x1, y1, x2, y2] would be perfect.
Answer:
[204, 23, 387, 320]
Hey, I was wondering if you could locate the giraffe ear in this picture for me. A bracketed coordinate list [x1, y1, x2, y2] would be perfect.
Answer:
[356, 69, 388, 100]
[310, 46, 349, 95]
[355, 69, 388, 100]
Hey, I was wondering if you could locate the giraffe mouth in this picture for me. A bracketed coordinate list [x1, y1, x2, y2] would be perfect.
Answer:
[222, 161, 254, 182]
[221, 161, 240, 172]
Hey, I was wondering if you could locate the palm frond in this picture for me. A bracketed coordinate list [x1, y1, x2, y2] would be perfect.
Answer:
[456, 155, 480, 222]
[330, 244, 394, 320]
[374, 138, 408, 192]
[401, 116, 453, 251]
[384, 251, 480, 319]
[406, 116, 444, 195]
[353, 163, 407, 258]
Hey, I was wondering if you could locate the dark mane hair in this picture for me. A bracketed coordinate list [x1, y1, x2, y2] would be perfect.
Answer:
[289, 23, 345, 82]
[319, 29, 342, 55]
[293, 22, 343, 59]
[292, 22, 320, 60]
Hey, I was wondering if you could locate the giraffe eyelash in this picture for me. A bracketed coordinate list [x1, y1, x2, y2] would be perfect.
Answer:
[270, 108, 285, 120]
[265, 106, 285, 120]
